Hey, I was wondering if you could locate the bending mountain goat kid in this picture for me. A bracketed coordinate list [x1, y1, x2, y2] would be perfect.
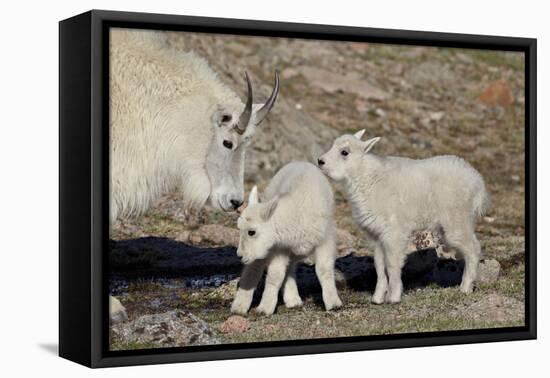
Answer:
[231, 162, 342, 316]
[108, 29, 280, 321]
[318, 130, 489, 304]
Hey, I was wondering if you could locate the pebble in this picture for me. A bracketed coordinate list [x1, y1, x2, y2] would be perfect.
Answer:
[220, 315, 250, 334]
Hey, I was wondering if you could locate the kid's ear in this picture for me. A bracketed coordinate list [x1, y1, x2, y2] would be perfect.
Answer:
[248, 186, 259, 205]
[363, 137, 381, 153]
[261, 196, 279, 221]
[353, 129, 366, 140]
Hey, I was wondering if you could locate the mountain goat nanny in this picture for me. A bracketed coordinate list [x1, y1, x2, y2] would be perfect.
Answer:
[110, 29, 280, 220]
[109, 29, 279, 321]
[231, 162, 343, 316]
[318, 130, 489, 304]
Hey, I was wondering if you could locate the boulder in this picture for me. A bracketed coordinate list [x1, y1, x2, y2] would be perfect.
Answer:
[478, 258, 501, 283]
[479, 79, 514, 107]
[451, 294, 523, 323]
[298, 66, 388, 101]
[110, 310, 219, 348]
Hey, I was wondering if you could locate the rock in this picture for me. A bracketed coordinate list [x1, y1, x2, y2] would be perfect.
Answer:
[456, 52, 474, 64]
[281, 67, 299, 79]
[150, 298, 162, 308]
[372, 108, 386, 117]
[208, 278, 239, 300]
[175, 230, 191, 243]
[451, 294, 523, 323]
[111, 310, 219, 347]
[219, 315, 250, 334]
[110, 296, 129, 324]
[406, 61, 458, 87]
[401, 47, 427, 59]
[244, 87, 339, 181]
[354, 98, 370, 113]
[189, 234, 202, 245]
[191, 224, 239, 247]
[478, 258, 500, 283]
[479, 79, 514, 106]
[298, 66, 387, 101]
[429, 111, 445, 122]
[348, 42, 369, 53]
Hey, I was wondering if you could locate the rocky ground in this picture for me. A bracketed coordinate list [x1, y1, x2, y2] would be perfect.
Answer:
[109, 31, 525, 350]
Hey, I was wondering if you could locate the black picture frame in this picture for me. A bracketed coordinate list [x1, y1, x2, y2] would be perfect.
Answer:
[59, 9, 537, 368]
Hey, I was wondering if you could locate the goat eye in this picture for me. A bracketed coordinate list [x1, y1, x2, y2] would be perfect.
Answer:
[223, 140, 233, 149]
[248, 230, 256, 236]
[341, 150, 349, 156]
[221, 114, 232, 123]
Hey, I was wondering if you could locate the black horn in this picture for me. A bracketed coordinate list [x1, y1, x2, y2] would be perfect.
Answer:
[235, 72, 253, 135]
[254, 71, 280, 126]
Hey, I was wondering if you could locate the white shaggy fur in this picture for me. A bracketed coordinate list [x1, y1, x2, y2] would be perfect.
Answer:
[110, 28, 276, 220]
[318, 130, 489, 304]
[231, 162, 343, 315]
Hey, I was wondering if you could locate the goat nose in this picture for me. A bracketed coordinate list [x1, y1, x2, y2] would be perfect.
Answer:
[317, 158, 325, 166]
[230, 199, 243, 209]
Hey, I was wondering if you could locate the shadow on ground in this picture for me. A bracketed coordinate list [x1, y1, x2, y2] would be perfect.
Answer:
[37, 343, 58, 356]
[110, 237, 465, 296]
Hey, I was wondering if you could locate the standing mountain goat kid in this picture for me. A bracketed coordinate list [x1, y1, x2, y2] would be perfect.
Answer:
[318, 130, 489, 304]
[231, 162, 343, 316]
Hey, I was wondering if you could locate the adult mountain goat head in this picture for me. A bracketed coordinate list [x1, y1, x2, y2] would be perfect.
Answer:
[110, 29, 280, 222]
[206, 72, 280, 213]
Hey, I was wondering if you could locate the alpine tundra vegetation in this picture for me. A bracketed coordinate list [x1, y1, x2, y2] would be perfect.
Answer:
[318, 129, 489, 304]
[231, 162, 343, 316]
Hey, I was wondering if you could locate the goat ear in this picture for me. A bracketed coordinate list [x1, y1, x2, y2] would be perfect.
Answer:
[363, 137, 381, 153]
[248, 186, 259, 205]
[261, 196, 279, 221]
[354, 129, 366, 140]
[212, 108, 232, 128]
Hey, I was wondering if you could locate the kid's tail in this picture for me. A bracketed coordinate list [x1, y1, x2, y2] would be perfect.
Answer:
[473, 181, 491, 218]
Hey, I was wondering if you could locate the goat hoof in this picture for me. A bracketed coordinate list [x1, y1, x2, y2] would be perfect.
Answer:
[325, 297, 343, 311]
[284, 297, 303, 309]
[255, 305, 275, 316]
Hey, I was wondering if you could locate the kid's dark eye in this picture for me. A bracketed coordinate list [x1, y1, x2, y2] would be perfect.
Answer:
[248, 230, 256, 236]
[221, 114, 232, 123]
[223, 140, 233, 149]
[341, 150, 349, 156]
